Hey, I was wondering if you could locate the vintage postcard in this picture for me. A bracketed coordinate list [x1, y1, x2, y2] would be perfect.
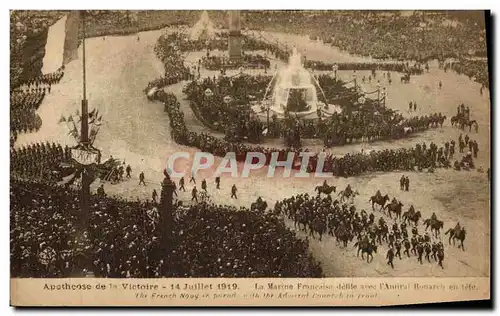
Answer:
[10, 10, 491, 306]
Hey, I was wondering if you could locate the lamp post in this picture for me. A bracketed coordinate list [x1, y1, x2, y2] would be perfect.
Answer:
[376, 80, 381, 106]
[353, 70, 357, 91]
[382, 87, 387, 107]
[332, 64, 338, 81]
[267, 102, 270, 129]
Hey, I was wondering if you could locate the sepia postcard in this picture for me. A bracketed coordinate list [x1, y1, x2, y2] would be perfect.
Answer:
[10, 9, 491, 307]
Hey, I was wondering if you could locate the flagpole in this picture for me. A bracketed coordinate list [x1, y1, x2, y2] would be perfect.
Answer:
[81, 10, 88, 145]
[80, 10, 90, 233]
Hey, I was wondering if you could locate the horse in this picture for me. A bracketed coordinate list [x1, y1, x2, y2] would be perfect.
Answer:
[385, 201, 404, 220]
[424, 218, 444, 237]
[465, 120, 478, 133]
[445, 227, 466, 251]
[402, 210, 422, 226]
[354, 240, 378, 263]
[450, 115, 459, 127]
[403, 127, 413, 135]
[369, 194, 390, 211]
[309, 217, 326, 241]
[334, 225, 352, 248]
[338, 189, 359, 203]
[315, 184, 336, 196]
[251, 200, 268, 212]
[438, 115, 447, 128]
[293, 212, 308, 231]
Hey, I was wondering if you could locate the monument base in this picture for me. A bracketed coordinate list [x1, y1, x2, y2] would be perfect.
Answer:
[228, 31, 242, 62]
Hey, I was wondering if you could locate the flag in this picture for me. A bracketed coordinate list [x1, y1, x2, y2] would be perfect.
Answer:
[68, 125, 78, 139]
[89, 125, 100, 145]
[62, 11, 81, 65]
[58, 115, 66, 123]
[69, 120, 80, 141]
[88, 109, 100, 124]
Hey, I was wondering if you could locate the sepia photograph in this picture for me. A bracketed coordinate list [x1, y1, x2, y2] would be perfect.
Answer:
[8, 8, 491, 306]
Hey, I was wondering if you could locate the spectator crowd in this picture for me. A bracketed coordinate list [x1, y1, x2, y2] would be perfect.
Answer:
[11, 180, 323, 278]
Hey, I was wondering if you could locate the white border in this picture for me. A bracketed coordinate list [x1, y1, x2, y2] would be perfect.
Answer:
[2, 1, 498, 314]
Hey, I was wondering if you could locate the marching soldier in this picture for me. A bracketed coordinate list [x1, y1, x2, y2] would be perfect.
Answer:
[152, 189, 158, 203]
[126, 164, 132, 178]
[392, 221, 398, 233]
[215, 176, 221, 189]
[424, 242, 432, 263]
[179, 177, 186, 192]
[231, 184, 238, 199]
[394, 239, 402, 260]
[201, 179, 207, 192]
[191, 186, 198, 202]
[189, 170, 196, 184]
[139, 171, 146, 186]
[404, 176, 410, 191]
[431, 242, 439, 261]
[388, 231, 395, 248]
[403, 238, 411, 258]
[416, 243, 424, 264]
[386, 246, 395, 269]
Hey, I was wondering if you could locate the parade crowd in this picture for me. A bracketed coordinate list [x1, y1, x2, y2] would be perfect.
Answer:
[274, 187, 455, 270]
[10, 67, 65, 146]
[11, 142, 71, 183]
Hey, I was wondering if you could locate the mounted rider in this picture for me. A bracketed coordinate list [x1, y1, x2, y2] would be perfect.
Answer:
[431, 212, 437, 222]
[256, 196, 263, 205]
[345, 184, 353, 196]
[408, 205, 415, 216]
[391, 197, 398, 205]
